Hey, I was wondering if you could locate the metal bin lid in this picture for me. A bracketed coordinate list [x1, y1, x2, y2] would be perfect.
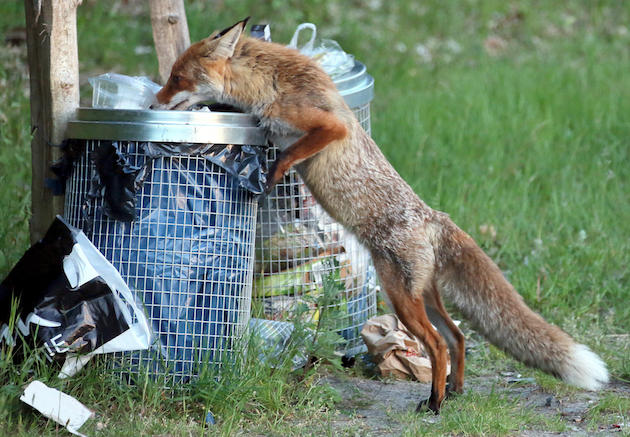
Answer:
[335, 61, 374, 108]
[66, 108, 268, 145]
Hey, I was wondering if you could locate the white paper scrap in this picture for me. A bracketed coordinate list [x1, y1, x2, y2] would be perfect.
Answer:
[20, 380, 94, 436]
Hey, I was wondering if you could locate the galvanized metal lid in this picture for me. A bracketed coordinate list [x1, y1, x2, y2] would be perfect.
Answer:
[66, 108, 268, 145]
[335, 61, 374, 108]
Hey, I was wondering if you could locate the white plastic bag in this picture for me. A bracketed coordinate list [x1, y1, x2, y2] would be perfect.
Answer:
[288, 23, 355, 79]
[59, 226, 152, 378]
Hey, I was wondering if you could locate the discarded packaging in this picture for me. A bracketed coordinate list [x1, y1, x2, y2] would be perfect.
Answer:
[89, 73, 161, 110]
[250, 23, 271, 42]
[20, 380, 94, 437]
[0, 216, 151, 377]
[255, 181, 377, 355]
[288, 23, 355, 78]
[205, 410, 216, 425]
[361, 314, 451, 382]
[254, 221, 325, 275]
[254, 258, 323, 297]
[260, 294, 318, 322]
[249, 318, 308, 369]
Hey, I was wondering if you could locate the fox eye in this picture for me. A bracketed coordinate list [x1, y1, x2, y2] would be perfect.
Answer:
[172, 75, 181, 84]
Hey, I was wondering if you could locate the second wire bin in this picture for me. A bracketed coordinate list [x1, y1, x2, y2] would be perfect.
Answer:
[254, 61, 378, 356]
[64, 108, 267, 383]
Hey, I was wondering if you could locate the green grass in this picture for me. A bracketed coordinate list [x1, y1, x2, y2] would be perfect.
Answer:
[1, 0, 630, 435]
[0, 24, 31, 273]
[586, 393, 630, 434]
[0, 319, 343, 436]
[399, 389, 568, 436]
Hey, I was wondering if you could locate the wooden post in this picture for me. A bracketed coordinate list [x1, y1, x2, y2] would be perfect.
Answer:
[24, 0, 82, 243]
[150, 0, 191, 84]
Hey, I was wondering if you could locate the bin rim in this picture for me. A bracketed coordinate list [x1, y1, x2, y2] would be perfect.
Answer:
[66, 108, 268, 145]
[334, 61, 374, 108]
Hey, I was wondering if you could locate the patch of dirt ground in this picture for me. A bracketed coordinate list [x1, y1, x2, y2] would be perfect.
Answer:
[318, 373, 630, 436]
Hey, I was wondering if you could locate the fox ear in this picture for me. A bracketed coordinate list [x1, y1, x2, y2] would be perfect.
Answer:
[208, 17, 250, 59]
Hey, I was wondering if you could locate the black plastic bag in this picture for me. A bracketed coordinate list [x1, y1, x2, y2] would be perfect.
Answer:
[0, 216, 150, 376]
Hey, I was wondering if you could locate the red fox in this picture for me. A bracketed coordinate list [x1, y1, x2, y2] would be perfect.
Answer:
[155, 18, 609, 413]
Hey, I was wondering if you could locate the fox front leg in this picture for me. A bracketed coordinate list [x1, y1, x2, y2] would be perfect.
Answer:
[264, 108, 347, 193]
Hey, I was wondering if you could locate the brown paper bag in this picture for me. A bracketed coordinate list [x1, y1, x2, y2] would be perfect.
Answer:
[361, 314, 450, 382]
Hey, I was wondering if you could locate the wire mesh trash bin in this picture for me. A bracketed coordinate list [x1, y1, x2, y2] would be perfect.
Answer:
[254, 61, 378, 357]
[64, 108, 267, 383]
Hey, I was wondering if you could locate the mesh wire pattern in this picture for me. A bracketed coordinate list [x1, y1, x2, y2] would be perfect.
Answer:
[64, 140, 257, 383]
[254, 102, 377, 356]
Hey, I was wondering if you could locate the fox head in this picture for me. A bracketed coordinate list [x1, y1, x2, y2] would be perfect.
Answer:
[154, 18, 249, 110]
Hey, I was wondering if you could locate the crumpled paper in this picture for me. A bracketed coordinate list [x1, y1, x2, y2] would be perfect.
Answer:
[361, 314, 450, 382]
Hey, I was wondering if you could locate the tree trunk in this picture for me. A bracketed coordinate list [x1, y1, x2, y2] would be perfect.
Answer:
[150, 0, 191, 84]
[24, 0, 82, 243]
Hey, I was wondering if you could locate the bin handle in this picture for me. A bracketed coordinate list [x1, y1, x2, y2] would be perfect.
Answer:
[288, 23, 317, 51]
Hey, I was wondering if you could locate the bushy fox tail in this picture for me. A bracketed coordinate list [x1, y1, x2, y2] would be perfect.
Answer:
[437, 223, 609, 391]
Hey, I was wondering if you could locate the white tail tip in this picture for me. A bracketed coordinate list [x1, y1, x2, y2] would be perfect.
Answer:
[562, 344, 609, 391]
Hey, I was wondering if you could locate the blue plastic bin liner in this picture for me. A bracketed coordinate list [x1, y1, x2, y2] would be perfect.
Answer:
[85, 141, 266, 223]
[72, 140, 262, 379]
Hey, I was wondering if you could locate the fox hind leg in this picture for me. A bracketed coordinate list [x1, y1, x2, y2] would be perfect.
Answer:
[372, 255, 449, 414]
[423, 284, 466, 395]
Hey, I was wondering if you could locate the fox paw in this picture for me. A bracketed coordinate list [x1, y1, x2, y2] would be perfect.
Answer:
[445, 383, 463, 398]
[265, 163, 284, 194]
[416, 398, 441, 415]
[416, 385, 462, 414]
[263, 179, 277, 195]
